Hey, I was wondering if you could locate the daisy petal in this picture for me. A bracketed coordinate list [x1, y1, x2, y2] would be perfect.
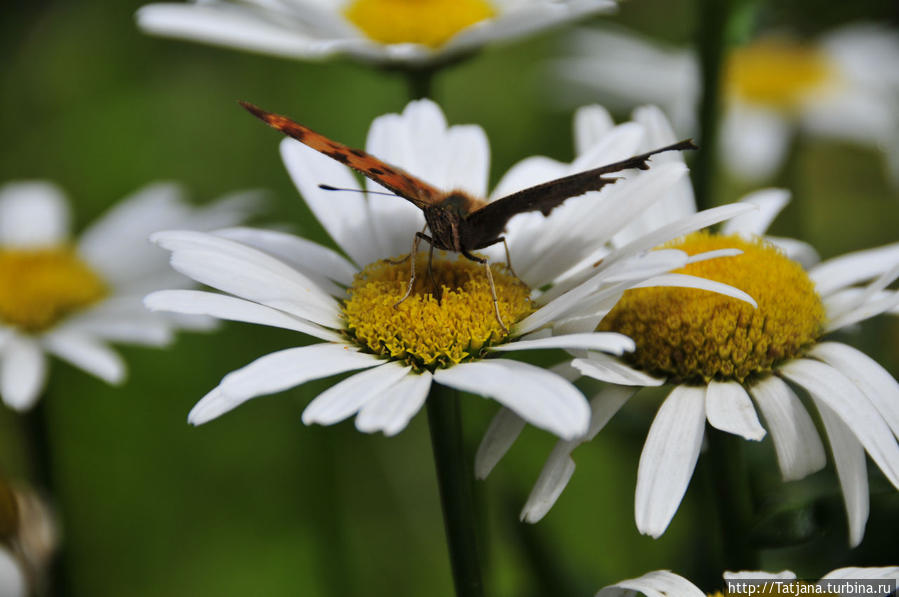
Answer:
[574, 104, 614, 155]
[810, 342, 899, 440]
[355, 370, 432, 436]
[635, 385, 706, 538]
[302, 361, 411, 427]
[598, 570, 705, 597]
[810, 243, 899, 296]
[705, 381, 766, 441]
[748, 376, 826, 481]
[188, 344, 378, 425]
[765, 236, 820, 269]
[814, 400, 869, 548]
[821, 566, 899, 582]
[0, 546, 26, 597]
[720, 104, 790, 181]
[723, 571, 797, 581]
[491, 332, 634, 355]
[42, 332, 125, 385]
[572, 352, 665, 386]
[720, 188, 790, 237]
[521, 441, 576, 523]
[0, 336, 47, 411]
[475, 407, 526, 479]
[630, 273, 757, 308]
[434, 359, 590, 440]
[780, 359, 899, 489]
[144, 290, 341, 342]
[0, 181, 69, 247]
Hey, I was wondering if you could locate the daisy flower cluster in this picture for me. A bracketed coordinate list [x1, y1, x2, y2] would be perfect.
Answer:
[136, 0, 617, 67]
[478, 105, 899, 546]
[0, 181, 258, 411]
[553, 23, 899, 183]
[145, 98, 755, 440]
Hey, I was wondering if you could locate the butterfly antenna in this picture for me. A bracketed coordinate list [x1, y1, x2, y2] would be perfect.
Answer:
[318, 184, 397, 197]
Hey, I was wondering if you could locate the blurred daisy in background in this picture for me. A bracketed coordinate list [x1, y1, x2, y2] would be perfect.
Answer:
[597, 567, 899, 597]
[0, 480, 58, 597]
[553, 23, 899, 183]
[136, 0, 617, 67]
[146, 98, 754, 440]
[478, 104, 899, 546]
[0, 181, 258, 411]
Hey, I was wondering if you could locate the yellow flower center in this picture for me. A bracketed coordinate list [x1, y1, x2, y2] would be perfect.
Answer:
[726, 37, 835, 108]
[342, 254, 532, 369]
[599, 233, 825, 383]
[0, 247, 108, 333]
[344, 0, 495, 48]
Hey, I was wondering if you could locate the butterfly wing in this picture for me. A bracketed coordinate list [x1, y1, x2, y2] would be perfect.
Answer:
[241, 102, 445, 209]
[464, 139, 697, 246]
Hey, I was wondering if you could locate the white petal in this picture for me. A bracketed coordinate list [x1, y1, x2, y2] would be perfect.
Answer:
[144, 290, 341, 342]
[630, 273, 757, 308]
[572, 352, 665, 386]
[821, 565, 899, 583]
[355, 370, 432, 436]
[764, 236, 820, 269]
[705, 381, 766, 440]
[573, 104, 614, 155]
[214, 227, 357, 287]
[748, 376, 826, 481]
[780, 359, 899, 489]
[810, 243, 899, 296]
[521, 441, 576, 523]
[814, 400, 869, 548]
[0, 181, 69, 247]
[0, 546, 26, 597]
[302, 361, 411, 426]
[279, 138, 380, 267]
[723, 571, 797, 581]
[635, 385, 706, 538]
[721, 188, 791, 237]
[433, 359, 590, 440]
[492, 332, 634, 355]
[188, 343, 378, 425]
[597, 570, 705, 597]
[719, 104, 790, 181]
[474, 407, 526, 479]
[42, 332, 125, 385]
[810, 342, 899, 440]
[825, 290, 899, 331]
[152, 230, 340, 327]
[0, 336, 47, 411]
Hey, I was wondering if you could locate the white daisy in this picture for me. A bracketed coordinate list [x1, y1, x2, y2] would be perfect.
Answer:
[598, 567, 899, 597]
[554, 23, 899, 183]
[480, 145, 899, 544]
[145, 99, 754, 439]
[136, 0, 617, 67]
[0, 181, 258, 411]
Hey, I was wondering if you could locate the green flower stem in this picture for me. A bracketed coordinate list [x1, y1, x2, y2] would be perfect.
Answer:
[426, 384, 485, 597]
[706, 427, 758, 570]
[692, 0, 735, 211]
[22, 398, 69, 597]
[406, 67, 435, 100]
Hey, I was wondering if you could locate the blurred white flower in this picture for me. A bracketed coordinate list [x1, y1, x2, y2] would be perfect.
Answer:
[478, 104, 899, 547]
[137, 0, 617, 67]
[554, 23, 899, 183]
[597, 568, 899, 597]
[146, 99, 751, 438]
[0, 181, 259, 411]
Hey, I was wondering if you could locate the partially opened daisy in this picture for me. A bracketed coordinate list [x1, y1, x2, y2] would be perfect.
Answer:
[554, 23, 899, 183]
[136, 0, 616, 67]
[482, 173, 899, 544]
[0, 181, 257, 411]
[145, 99, 754, 439]
[598, 567, 899, 597]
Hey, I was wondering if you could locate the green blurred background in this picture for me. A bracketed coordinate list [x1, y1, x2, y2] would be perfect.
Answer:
[1, 0, 898, 595]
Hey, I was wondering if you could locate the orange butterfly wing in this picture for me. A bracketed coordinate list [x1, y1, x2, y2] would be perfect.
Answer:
[241, 102, 445, 209]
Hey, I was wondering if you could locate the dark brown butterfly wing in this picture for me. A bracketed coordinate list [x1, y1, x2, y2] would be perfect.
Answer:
[240, 102, 445, 209]
[464, 139, 697, 247]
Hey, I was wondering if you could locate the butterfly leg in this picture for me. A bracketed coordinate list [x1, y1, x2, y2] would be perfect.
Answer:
[462, 250, 508, 333]
[476, 236, 518, 278]
[394, 231, 435, 309]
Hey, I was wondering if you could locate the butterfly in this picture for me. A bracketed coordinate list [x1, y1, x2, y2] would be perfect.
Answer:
[240, 102, 697, 330]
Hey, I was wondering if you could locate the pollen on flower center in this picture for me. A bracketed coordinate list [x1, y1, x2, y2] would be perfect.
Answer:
[0, 247, 108, 333]
[344, 0, 495, 48]
[342, 254, 532, 369]
[599, 233, 825, 383]
[726, 37, 835, 108]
